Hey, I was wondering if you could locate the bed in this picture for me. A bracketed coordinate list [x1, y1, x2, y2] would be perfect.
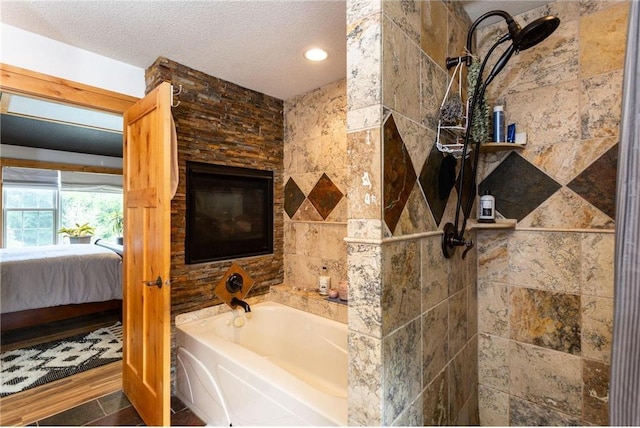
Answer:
[0, 242, 123, 332]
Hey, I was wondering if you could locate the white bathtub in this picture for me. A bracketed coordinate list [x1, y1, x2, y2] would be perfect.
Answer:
[175, 301, 348, 426]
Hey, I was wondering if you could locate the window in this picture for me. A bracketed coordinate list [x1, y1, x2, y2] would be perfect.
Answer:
[4, 187, 57, 247]
[2, 167, 122, 248]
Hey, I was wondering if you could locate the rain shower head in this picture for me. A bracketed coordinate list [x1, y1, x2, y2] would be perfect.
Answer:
[511, 15, 561, 51]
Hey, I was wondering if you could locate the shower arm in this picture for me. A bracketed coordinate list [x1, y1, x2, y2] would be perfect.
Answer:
[446, 10, 517, 69]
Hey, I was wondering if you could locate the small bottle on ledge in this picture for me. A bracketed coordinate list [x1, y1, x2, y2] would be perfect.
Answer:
[478, 190, 496, 223]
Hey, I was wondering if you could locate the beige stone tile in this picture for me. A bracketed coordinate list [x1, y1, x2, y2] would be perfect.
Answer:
[394, 113, 434, 174]
[579, 2, 629, 79]
[467, 280, 478, 341]
[454, 390, 479, 426]
[581, 69, 624, 140]
[477, 229, 510, 284]
[347, 243, 383, 337]
[347, 13, 382, 112]
[509, 287, 581, 355]
[519, 136, 618, 186]
[508, 230, 581, 294]
[395, 182, 436, 236]
[420, 0, 448, 70]
[446, 6, 466, 61]
[582, 295, 614, 363]
[383, 0, 421, 45]
[381, 239, 421, 335]
[509, 395, 582, 425]
[579, 0, 626, 16]
[421, 234, 450, 310]
[509, 341, 582, 416]
[291, 198, 322, 221]
[517, 1, 580, 26]
[478, 385, 509, 426]
[423, 368, 449, 426]
[519, 187, 615, 230]
[347, 105, 383, 132]
[502, 80, 580, 148]
[382, 317, 422, 425]
[581, 232, 615, 298]
[391, 393, 423, 426]
[478, 281, 508, 337]
[347, 129, 383, 221]
[420, 51, 448, 131]
[448, 287, 468, 356]
[347, 219, 382, 241]
[348, 331, 383, 426]
[347, 0, 381, 24]
[582, 359, 610, 426]
[478, 333, 509, 392]
[383, 16, 421, 121]
[449, 336, 477, 423]
[423, 299, 448, 385]
[485, 19, 579, 97]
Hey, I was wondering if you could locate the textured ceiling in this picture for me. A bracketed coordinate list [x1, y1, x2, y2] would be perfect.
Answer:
[0, 1, 553, 101]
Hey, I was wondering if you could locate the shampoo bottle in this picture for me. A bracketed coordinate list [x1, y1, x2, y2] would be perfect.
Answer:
[318, 266, 330, 295]
[493, 105, 505, 142]
[478, 190, 496, 223]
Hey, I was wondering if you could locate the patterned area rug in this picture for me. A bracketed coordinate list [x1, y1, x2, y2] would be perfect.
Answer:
[0, 322, 122, 397]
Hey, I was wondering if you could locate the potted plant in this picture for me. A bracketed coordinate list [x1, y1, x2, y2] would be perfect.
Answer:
[110, 211, 124, 245]
[58, 222, 96, 244]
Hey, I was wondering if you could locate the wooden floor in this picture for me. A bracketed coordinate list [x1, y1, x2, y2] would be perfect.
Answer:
[0, 361, 123, 426]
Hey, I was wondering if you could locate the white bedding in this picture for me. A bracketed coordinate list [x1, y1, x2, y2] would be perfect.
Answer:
[0, 244, 122, 314]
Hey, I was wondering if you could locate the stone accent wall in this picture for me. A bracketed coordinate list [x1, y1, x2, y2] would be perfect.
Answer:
[283, 79, 348, 289]
[475, 2, 628, 425]
[346, 0, 477, 425]
[145, 57, 284, 319]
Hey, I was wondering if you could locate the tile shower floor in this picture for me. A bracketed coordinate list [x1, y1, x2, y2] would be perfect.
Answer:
[32, 391, 205, 426]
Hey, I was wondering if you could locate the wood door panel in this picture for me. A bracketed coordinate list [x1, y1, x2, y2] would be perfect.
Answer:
[122, 82, 172, 426]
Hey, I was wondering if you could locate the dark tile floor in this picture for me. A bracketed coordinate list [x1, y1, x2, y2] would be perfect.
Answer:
[32, 390, 205, 426]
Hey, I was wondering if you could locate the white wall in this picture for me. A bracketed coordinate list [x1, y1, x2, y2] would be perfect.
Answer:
[1, 23, 145, 98]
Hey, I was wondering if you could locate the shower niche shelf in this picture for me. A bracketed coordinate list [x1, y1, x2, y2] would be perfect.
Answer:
[467, 219, 517, 230]
[480, 143, 525, 153]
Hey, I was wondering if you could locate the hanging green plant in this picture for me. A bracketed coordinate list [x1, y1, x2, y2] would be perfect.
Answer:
[467, 58, 490, 143]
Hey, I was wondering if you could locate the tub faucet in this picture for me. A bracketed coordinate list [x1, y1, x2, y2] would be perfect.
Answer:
[230, 297, 251, 313]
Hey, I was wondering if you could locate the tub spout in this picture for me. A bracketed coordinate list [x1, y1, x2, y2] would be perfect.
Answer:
[230, 297, 251, 313]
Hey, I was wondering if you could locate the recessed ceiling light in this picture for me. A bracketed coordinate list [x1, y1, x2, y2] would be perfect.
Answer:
[304, 48, 328, 62]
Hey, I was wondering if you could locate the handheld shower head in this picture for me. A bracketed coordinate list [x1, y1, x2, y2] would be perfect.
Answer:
[512, 15, 560, 51]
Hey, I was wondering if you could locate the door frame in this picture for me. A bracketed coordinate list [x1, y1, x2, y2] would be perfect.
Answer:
[0, 63, 138, 245]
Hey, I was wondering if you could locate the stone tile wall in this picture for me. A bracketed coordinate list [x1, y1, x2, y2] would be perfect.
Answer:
[145, 57, 284, 367]
[475, 1, 627, 425]
[283, 79, 348, 290]
[346, 0, 478, 425]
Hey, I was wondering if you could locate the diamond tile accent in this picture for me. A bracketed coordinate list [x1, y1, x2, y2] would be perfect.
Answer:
[567, 144, 618, 219]
[384, 114, 417, 234]
[307, 173, 344, 220]
[419, 144, 451, 226]
[284, 177, 305, 219]
[479, 152, 561, 221]
[456, 155, 476, 219]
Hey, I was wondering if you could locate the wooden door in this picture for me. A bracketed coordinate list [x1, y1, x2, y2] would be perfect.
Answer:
[122, 82, 172, 426]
